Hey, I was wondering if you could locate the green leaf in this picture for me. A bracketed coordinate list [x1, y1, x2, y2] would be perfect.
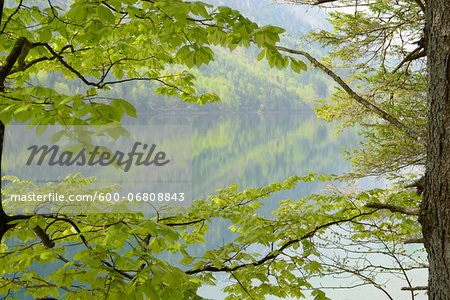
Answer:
[69, 4, 88, 23]
[57, 95, 75, 107]
[35, 124, 47, 138]
[119, 99, 137, 118]
[97, 6, 116, 24]
[142, 285, 159, 299]
[50, 130, 65, 143]
[290, 57, 307, 73]
[39, 28, 52, 43]
[87, 88, 97, 96]
[257, 49, 266, 61]
[39, 251, 55, 262]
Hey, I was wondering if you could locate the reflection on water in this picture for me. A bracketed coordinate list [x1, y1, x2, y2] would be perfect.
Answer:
[125, 111, 358, 200]
[3, 111, 356, 197]
[6, 110, 390, 299]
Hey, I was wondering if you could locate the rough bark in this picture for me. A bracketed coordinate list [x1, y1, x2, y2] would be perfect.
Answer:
[0, 0, 4, 25]
[0, 121, 7, 241]
[0, 3, 8, 241]
[420, 0, 450, 298]
[0, 23, 35, 242]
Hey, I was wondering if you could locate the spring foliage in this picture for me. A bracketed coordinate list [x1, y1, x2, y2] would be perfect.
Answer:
[0, 0, 429, 299]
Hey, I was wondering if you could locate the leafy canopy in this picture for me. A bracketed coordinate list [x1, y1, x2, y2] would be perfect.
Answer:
[0, 0, 302, 126]
[0, 0, 429, 299]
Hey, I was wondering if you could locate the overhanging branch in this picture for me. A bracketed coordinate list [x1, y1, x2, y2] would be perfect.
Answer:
[0, 37, 27, 87]
[315, 0, 338, 3]
[392, 47, 426, 74]
[365, 203, 420, 216]
[32, 225, 55, 248]
[285, 0, 425, 12]
[276, 46, 420, 141]
[404, 238, 424, 244]
[186, 211, 376, 275]
[43, 43, 98, 87]
[401, 286, 428, 291]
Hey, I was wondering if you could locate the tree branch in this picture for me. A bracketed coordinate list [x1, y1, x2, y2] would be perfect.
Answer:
[0, 0, 5, 28]
[392, 47, 426, 74]
[231, 272, 255, 299]
[186, 211, 376, 275]
[404, 176, 425, 195]
[0, 37, 44, 89]
[43, 44, 182, 92]
[0, 212, 33, 244]
[0, 0, 23, 35]
[9, 45, 90, 75]
[44, 214, 134, 280]
[412, 0, 426, 13]
[43, 43, 99, 87]
[315, 0, 339, 4]
[0, 37, 27, 87]
[401, 286, 428, 291]
[9, 56, 54, 75]
[365, 203, 420, 216]
[289, 0, 425, 12]
[45, 215, 91, 249]
[102, 77, 184, 92]
[276, 46, 420, 141]
[32, 225, 55, 248]
[404, 238, 424, 244]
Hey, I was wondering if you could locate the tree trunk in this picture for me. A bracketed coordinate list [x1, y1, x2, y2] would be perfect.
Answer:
[420, 0, 450, 298]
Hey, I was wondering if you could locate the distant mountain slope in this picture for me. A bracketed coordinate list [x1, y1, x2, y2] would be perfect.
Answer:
[31, 0, 333, 112]
[127, 0, 333, 112]
[207, 0, 328, 33]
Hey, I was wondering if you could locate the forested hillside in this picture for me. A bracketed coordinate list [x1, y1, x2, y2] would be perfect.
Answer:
[31, 0, 332, 112]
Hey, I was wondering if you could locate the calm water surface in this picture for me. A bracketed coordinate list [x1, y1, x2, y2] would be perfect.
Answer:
[3, 110, 426, 299]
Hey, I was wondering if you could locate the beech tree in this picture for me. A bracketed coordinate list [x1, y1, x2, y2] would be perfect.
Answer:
[0, 0, 448, 299]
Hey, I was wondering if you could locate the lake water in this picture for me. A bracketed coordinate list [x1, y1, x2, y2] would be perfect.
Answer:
[3, 110, 427, 299]
[129, 111, 426, 300]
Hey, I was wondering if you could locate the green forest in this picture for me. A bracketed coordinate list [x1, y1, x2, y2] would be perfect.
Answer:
[0, 0, 448, 299]
[29, 0, 331, 112]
